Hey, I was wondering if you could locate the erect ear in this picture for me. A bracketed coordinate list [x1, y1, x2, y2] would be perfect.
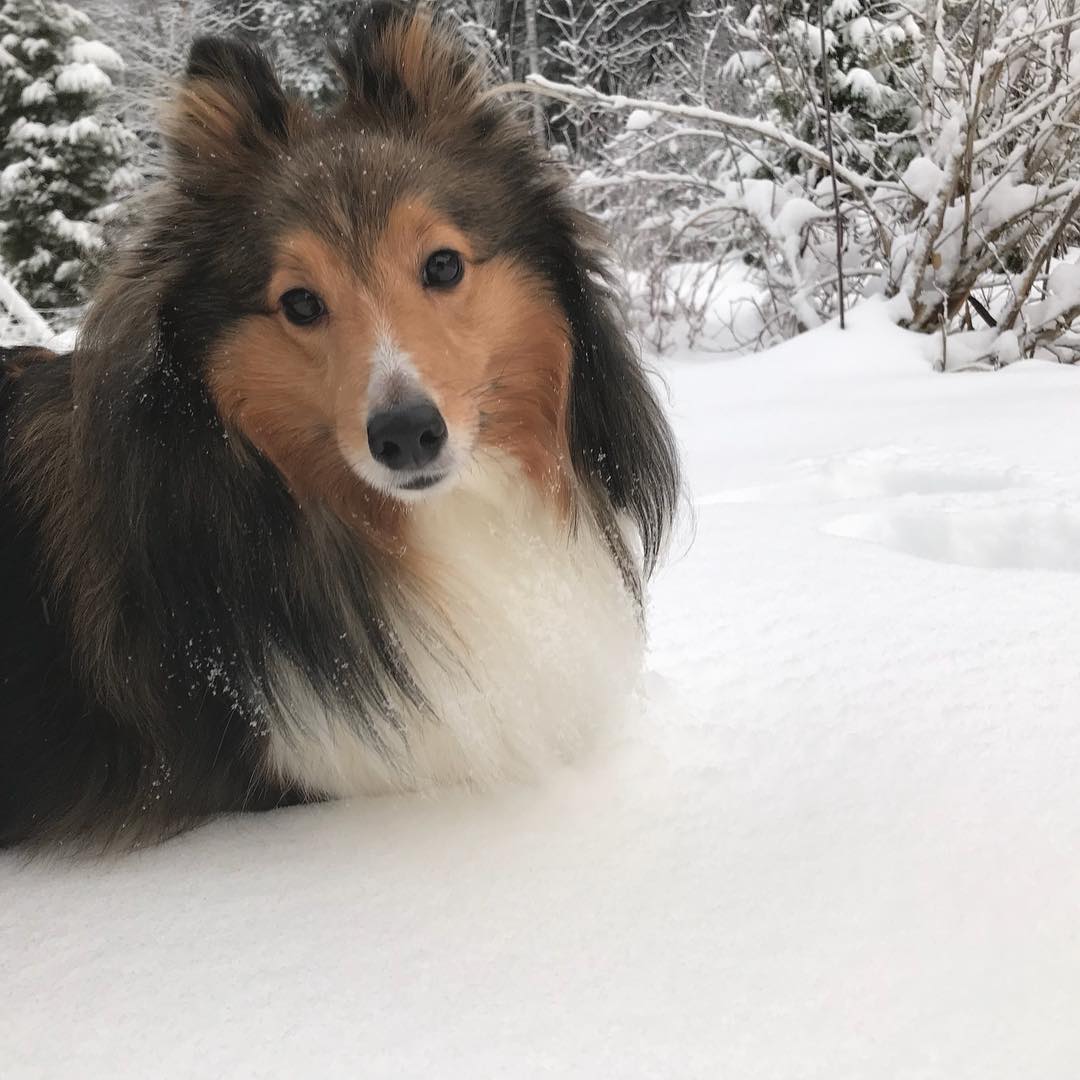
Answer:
[331, 2, 487, 133]
[164, 37, 293, 187]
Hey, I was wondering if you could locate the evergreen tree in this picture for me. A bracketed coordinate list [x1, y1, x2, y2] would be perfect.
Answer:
[0, 0, 138, 310]
[728, 0, 922, 181]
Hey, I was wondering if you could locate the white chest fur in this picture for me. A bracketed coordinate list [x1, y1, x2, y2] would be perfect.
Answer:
[265, 456, 643, 798]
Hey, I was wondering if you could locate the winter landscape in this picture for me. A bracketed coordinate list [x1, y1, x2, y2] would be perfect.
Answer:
[4, 1, 1080, 1077]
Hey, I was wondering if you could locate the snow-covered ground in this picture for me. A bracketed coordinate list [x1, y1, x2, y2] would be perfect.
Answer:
[5, 302, 1080, 1078]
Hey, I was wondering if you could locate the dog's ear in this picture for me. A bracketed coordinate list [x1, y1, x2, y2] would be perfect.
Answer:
[164, 37, 293, 188]
[332, 3, 486, 132]
[562, 246, 681, 580]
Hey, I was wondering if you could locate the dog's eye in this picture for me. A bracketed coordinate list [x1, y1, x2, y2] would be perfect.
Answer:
[280, 288, 326, 326]
[422, 249, 463, 288]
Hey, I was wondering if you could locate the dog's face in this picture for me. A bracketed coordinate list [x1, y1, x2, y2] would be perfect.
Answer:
[121, 4, 676, 571]
[211, 193, 571, 505]
[163, 13, 573, 515]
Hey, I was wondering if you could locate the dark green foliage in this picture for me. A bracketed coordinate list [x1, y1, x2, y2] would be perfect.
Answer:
[0, 0, 137, 309]
[731, 0, 920, 182]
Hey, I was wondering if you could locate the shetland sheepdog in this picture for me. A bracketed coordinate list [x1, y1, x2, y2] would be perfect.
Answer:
[0, 2, 678, 848]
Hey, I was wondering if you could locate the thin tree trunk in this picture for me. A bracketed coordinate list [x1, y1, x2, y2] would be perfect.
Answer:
[817, 0, 845, 329]
[523, 0, 546, 140]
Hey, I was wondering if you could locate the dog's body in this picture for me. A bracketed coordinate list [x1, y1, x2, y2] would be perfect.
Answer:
[0, 4, 678, 848]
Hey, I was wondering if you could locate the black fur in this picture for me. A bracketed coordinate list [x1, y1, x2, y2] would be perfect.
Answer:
[0, 2, 679, 849]
[185, 37, 291, 144]
[332, 0, 417, 119]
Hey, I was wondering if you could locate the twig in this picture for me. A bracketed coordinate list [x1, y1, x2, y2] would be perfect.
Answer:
[967, 295, 997, 328]
[496, 73, 894, 253]
[494, 75, 895, 200]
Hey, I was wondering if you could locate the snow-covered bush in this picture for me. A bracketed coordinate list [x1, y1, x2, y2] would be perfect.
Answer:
[8, 0, 1079, 368]
[538, 0, 694, 149]
[522, 0, 914, 348]
[728, 0, 922, 180]
[517, 9, 746, 349]
[525, 0, 1080, 366]
[888, 1, 1080, 366]
[0, 0, 137, 311]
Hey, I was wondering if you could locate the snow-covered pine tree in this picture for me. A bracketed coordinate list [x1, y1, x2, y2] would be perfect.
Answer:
[0, 0, 138, 311]
[727, 0, 922, 181]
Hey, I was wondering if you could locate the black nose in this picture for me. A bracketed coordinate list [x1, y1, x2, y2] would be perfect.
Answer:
[367, 402, 447, 471]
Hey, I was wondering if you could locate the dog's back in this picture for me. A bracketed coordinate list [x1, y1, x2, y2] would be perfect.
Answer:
[1, 346, 306, 847]
[0, 347, 82, 845]
[3, 350, 156, 846]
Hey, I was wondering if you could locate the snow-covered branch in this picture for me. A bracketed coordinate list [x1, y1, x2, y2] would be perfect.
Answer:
[515, 74, 884, 198]
[0, 270, 53, 343]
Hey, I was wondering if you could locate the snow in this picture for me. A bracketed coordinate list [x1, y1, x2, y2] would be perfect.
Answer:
[1047, 259, 1080, 303]
[901, 155, 945, 203]
[772, 194, 827, 238]
[69, 38, 124, 72]
[722, 49, 767, 79]
[6, 117, 47, 145]
[843, 66, 883, 103]
[64, 115, 101, 143]
[54, 61, 112, 95]
[19, 78, 53, 106]
[20, 36, 50, 62]
[846, 15, 873, 49]
[828, 0, 863, 19]
[0, 160, 29, 194]
[5, 300, 1080, 1077]
[624, 108, 658, 132]
[979, 178, 1042, 231]
[46, 208, 102, 253]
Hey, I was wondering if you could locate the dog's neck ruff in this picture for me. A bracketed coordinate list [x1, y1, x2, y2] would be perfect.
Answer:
[265, 454, 643, 798]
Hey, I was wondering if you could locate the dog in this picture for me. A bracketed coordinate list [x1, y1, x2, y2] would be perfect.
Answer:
[0, 2, 679, 848]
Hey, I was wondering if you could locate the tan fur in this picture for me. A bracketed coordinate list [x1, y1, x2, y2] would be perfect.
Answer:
[370, 201, 574, 502]
[164, 83, 248, 158]
[161, 81, 306, 193]
[207, 199, 574, 536]
[208, 234, 405, 549]
[1, 346, 58, 379]
[345, 7, 487, 135]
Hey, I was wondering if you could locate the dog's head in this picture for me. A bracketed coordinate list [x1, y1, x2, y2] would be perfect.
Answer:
[85, 2, 677, 572]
